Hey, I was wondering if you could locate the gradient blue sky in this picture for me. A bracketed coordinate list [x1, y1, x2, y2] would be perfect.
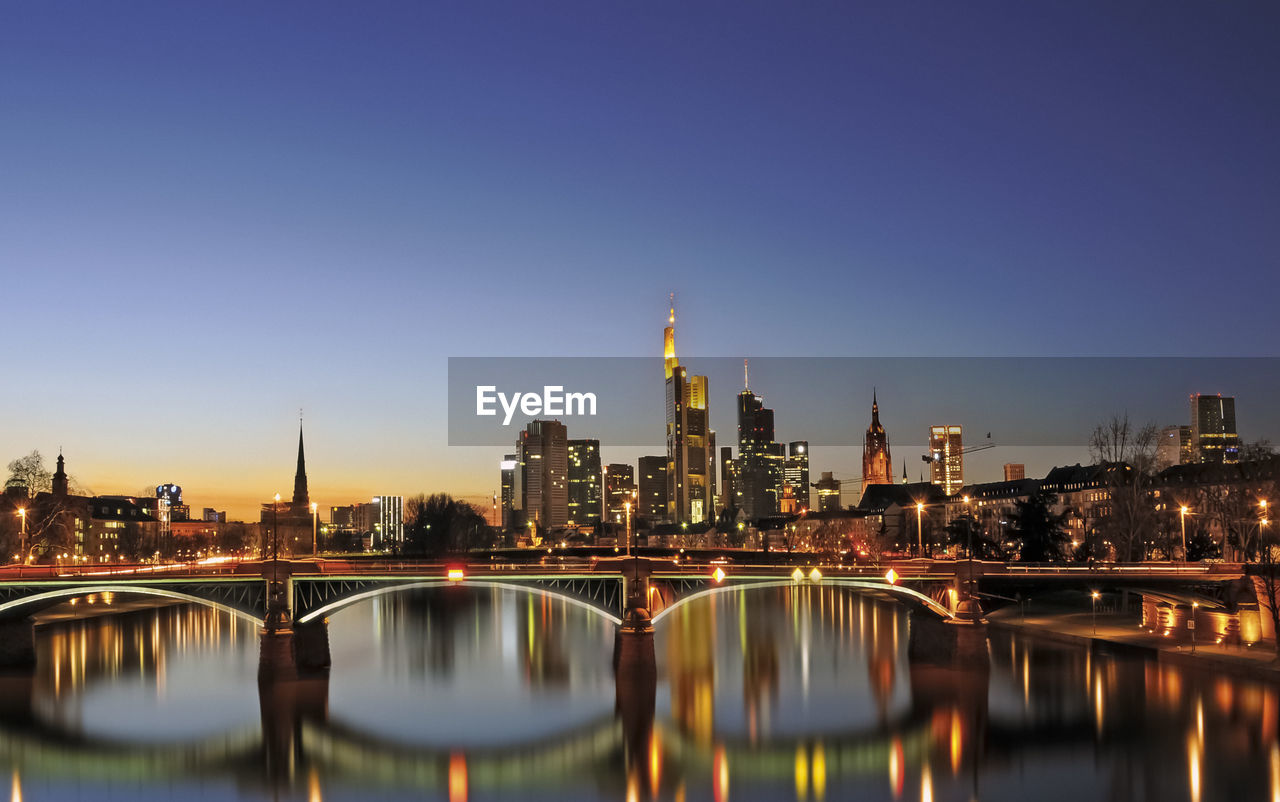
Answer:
[2, 2, 1278, 518]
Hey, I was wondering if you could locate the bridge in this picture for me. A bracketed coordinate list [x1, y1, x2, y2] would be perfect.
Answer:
[0, 555, 1252, 674]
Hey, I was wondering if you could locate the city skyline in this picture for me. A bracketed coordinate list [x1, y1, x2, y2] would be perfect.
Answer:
[4, 3, 1280, 519]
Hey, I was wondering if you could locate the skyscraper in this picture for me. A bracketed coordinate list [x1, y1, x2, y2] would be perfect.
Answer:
[785, 441, 810, 513]
[1189, 394, 1239, 464]
[861, 391, 893, 494]
[604, 463, 636, 525]
[664, 300, 712, 523]
[928, 425, 964, 496]
[566, 438, 602, 527]
[500, 454, 517, 529]
[638, 456, 668, 522]
[815, 472, 841, 512]
[1156, 426, 1193, 470]
[737, 383, 781, 521]
[515, 419, 568, 530]
[720, 445, 738, 514]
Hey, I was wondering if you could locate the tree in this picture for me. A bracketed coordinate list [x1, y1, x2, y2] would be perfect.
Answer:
[1252, 525, 1280, 654]
[1009, 492, 1070, 562]
[403, 494, 491, 556]
[6, 451, 52, 495]
[944, 513, 1004, 560]
[1089, 414, 1159, 561]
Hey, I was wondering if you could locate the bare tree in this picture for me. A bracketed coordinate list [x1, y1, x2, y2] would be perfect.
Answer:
[1253, 524, 1280, 654]
[6, 451, 51, 495]
[1089, 414, 1159, 561]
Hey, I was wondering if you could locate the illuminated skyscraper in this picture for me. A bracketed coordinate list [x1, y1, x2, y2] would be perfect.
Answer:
[604, 463, 636, 525]
[815, 471, 841, 512]
[1190, 395, 1239, 464]
[1156, 426, 1193, 470]
[784, 441, 810, 513]
[500, 454, 517, 529]
[566, 439, 601, 527]
[515, 419, 568, 530]
[664, 300, 712, 523]
[737, 383, 780, 521]
[861, 391, 893, 494]
[928, 425, 964, 495]
[638, 456, 668, 522]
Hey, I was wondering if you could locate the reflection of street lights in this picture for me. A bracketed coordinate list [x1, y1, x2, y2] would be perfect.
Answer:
[1180, 506, 1189, 563]
[916, 503, 925, 557]
[311, 502, 318, 556]
[1091, 590, 1100, 635]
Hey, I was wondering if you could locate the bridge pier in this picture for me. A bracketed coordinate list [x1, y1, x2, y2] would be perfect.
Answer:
[0, 618, 35, 671]
[259, 561, 298, 682]
[908, 612, 990, 670]
[293, 620, 331, 676]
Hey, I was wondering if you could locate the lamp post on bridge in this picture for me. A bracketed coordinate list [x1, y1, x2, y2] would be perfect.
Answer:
[311, 502, 318, 557]
[916, 502, 925, 558]
[17, 508, 26, 573]
[1180, 505, 1189, 563]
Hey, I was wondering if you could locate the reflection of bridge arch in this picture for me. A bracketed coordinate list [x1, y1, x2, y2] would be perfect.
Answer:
[0, 585, 265, 627]
[294, 579, 623, 626]
[649, 578, 954, 626]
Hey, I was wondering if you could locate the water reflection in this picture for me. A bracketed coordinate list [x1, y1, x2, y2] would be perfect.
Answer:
[0, 585, 1278, 799]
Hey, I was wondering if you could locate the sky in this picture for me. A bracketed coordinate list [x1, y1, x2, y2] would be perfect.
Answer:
[2, 1, 1278, 519]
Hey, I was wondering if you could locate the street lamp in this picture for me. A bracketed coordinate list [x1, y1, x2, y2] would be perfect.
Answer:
[623, 501, 632, 557]
[272, 493, 281, 562]
[1091, 590, 1100, 635]
[915, 502, 925, 558]
[17, 508, 26, 568]
[1180, 505, 1189, 563]
[311, 502, 318, 556]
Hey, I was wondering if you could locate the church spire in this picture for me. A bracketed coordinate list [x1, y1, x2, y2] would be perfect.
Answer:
[52, 452, 68, 497]
[293, 417, 309, 507]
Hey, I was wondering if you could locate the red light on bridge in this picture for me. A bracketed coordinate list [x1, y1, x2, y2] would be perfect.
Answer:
[447, 568, 465, 582]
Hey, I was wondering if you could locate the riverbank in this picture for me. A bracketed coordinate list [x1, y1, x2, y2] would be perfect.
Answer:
[987, 606, 1280, 683]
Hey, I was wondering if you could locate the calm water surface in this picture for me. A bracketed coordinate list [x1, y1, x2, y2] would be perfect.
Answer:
[3, 585, 1277, 800]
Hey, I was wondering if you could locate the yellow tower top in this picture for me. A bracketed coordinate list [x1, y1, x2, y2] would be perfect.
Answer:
[664, 293, 678, 379]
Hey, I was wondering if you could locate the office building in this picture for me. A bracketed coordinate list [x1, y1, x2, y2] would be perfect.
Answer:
[1002, 463, 1026, 482]
[638, 455, 668, 522]
[500, 454, 518, 529]
[1190, 394, 1240, 464]
[566, 439, 602, 527]
[604, 463, 636, 525]
[737, 383, 782, 521]
[1156, 426, 1193, 470]
[664, 301, 712, 523]
[515, 419, 568, 530]
[928, 425, 964, 496]
[785, 441, 810, 513]
[816, 471, 841, 512]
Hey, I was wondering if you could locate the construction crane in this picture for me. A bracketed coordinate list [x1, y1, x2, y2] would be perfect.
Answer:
[921, 432, 996, 465]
